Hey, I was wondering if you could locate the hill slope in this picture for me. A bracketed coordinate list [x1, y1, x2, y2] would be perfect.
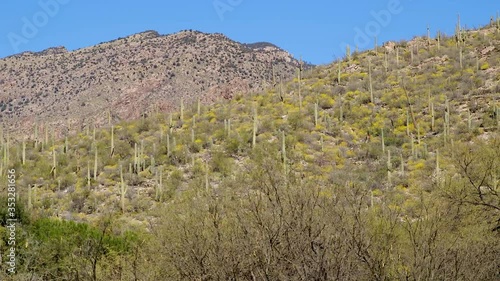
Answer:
[0, 22, 499, 280]
[0, 29, 303, 133]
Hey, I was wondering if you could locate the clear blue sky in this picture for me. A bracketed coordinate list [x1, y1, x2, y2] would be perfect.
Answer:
[0, 0, 497, 65]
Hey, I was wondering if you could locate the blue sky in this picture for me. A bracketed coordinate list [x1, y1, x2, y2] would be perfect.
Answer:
[0, 0, 498, 65]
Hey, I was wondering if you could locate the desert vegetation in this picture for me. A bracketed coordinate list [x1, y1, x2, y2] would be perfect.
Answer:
[0, 19, 499, 280]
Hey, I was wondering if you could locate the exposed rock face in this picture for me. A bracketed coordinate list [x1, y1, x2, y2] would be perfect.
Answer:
[0, 30, 306, 133]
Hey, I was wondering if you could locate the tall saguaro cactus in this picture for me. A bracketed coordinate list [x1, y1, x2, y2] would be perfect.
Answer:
[51, 147, 57, 179]
[337, 61, 342, 84]
[156, 168, 163, 202]
[28, 184, 32, 210]
[94, 149, 98, 181]
[431, 103, 435, 131]
[456, 14, 462, 46]
[381, 128, 385, 153]
[140, 140, 144, 172]
[444, 99, 451, 144]
[110, 125, 115, 156]
[281, 131, 287, 174]
[314, 102, 319, 127]
[368, 58, 374, 103]
[252, 105, 258, 149]
[497, 12, 500, 30]
[437, 31, 441, 50]
[166, 133, 171, 157]
[427, 25, 431, 47]
[134, 143, 138, 173]
[387, 149, 392, 186]
[298, 57, 302, 107]
[119, 164, 128, 213]
[87, 161, 91, 187]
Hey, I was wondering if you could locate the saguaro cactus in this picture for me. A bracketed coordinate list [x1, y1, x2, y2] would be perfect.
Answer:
[387, 149, 392, 186]
[140, 140, 145, 172]
[94, 149, 98, 181]
[28, 184, 32, 210]
[64, 136, 69, 154]
[437, 31, 441, 50]
[427, 25, 431, 47]
[339, 98, 344, 122]
[337, 62, 342, 84]
[298, 57, 302, 106]
[497, 12, 500, 30]
[431, 103, 435, 131]
[44, 124, 49, 145]
[406, 110, 410, 136]
[368, 58, 374, 103]
[87, 161, 91, 187]
[435, 149, 441, 183]
[314, 102, 319, 127]
[33, 123, 38, 148]
[166, 134, 171, 157]
[51, 147, 57, 179]
[272, 64, 276, 86]
[134, 143, 138, 173]
[119, 164, 128, 213]
[110, 125, 115, 156]
[381, 128, 385, 153]
[156, 168, 163, 202]
[455, 14, 462, 46]
[411, 136, 416, 159]
[281, 131, 287, 174]
[252, 105, 257, 149]
[444, 99, 451, 144]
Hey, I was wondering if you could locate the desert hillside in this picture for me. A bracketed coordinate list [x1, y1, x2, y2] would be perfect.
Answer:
[0, 20, 499, 281]
[0, 29, 304, 133]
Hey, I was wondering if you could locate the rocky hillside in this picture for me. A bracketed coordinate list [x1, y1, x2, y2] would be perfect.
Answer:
[0, 30, 304, 133]
[0, 21, 499, 281]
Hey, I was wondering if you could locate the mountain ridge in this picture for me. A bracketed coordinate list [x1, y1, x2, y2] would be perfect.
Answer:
[0, 29, 306, 134]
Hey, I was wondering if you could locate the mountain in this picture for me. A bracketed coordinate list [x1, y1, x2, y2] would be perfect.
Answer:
[0, 29, 304, 133]
[0, 21, 499, 280]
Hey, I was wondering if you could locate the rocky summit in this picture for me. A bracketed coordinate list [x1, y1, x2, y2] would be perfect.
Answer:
[0, 29, 304, 133]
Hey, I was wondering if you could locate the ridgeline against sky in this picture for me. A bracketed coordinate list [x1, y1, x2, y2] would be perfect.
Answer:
[1, 0, 498, 64]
